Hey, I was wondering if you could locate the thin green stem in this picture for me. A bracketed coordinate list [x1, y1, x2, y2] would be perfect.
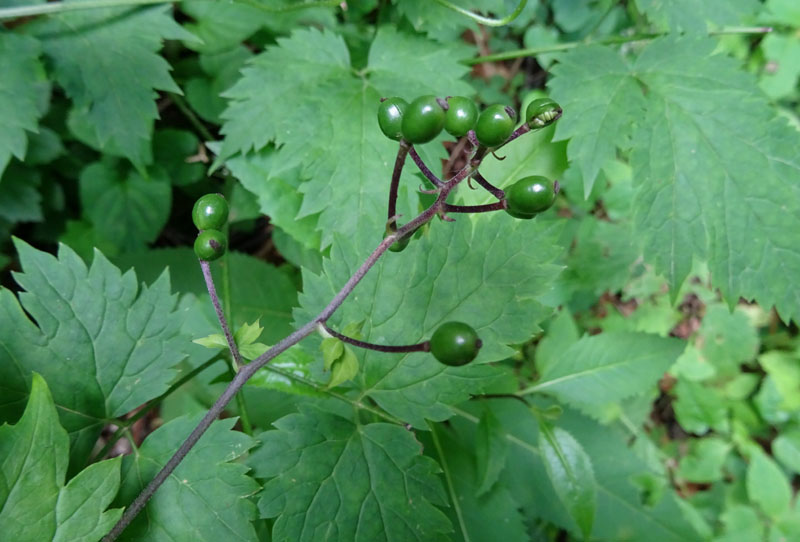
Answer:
[169, 92, 214, 142]
[429, 423, 471, 542]
[462, 25, 773, 65]
[226, 362, 252, 435]
[0, 0, 341, 20]
[89, 356, 222, 464]
[432, 0, 527, 27]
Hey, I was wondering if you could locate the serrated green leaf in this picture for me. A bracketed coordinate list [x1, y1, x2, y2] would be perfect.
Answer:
[0, 240, 184, 466]
[28, 5, 195, 168]
[0, 33, 48, 176]
[116, 415, 258, 541]
[226, 147, 321, 251]
[539, 422, 596, 540]
[528, 332, 684, 407]
[295, 212, 564, 427]
[673, 379, 729, 434]
[549, 44, 646, 197]
[248, 405, 451, 541]
[549, 37, 800, 320]
[234, 319, 264, 347]
[0, 374, 122, 542]
[219, 26, 472, 245]
[747, 447, 792, 520]
[635, 0, 758, 32]
[79, 159, 171, 252]
[328, 344, 359, 388]
[474, 405, 508, 496]
[536, 309, 580, 376]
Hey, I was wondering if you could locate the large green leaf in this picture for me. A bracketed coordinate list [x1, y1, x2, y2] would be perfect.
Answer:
[430, 422, 528, 542]
[116, 415, 258, 541]
[79, 160, 171, 253]
[248, 405, 451, 541]
[0, 33, 48, 176]
[526, 331, 685, 408]
[28, 4, 194, 168]
[295, 212, 564, 427]
[219, 26, 472, 246]
[0, 374, 122, 542]
[0, 240, 185, 465]
[549, 37, 800, 321]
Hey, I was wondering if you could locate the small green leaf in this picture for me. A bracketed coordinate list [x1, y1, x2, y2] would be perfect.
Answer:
[234, 319, 264, 347]
[760, 350, 800, 410]
[193, 333, 227, 349]
[715, 504, 764, 542]
[329, 344, 359, 389]
[677, 437, 730, 483]
[673, 379, 729, 434]
[321, 336, 344, 371]
[538, 422, 596, 540]
[773, 429, 800, 475]
[747, 447, 792, 520]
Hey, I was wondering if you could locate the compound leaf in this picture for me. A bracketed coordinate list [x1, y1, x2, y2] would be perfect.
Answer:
[0, 373, 122, 542]
[219, 26, 472, 246]
[549, 36, 800, 321]
[296, 212, 564, 427]
[0, 240, 185, 465]
[249, 405, 451, 541]
[28, 4, 194, 168]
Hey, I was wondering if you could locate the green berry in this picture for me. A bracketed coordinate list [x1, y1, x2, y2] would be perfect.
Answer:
[377, 97, 408, 141]
[429, 321, 481, 366]
[192, 193, 229, 231]
[401, 95, 446, 144]
[444, 96, 478, 137]
[194, 229, 227, 261]
[475, 104, 517, 147]
[505, 176, 557, 218]
[525, 98, 562, 129]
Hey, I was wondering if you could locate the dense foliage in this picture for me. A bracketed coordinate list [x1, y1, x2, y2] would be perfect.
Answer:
[1, 1, 799, 540]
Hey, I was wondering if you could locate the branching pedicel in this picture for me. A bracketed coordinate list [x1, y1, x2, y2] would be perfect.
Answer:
[102, 95, 563, 541]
